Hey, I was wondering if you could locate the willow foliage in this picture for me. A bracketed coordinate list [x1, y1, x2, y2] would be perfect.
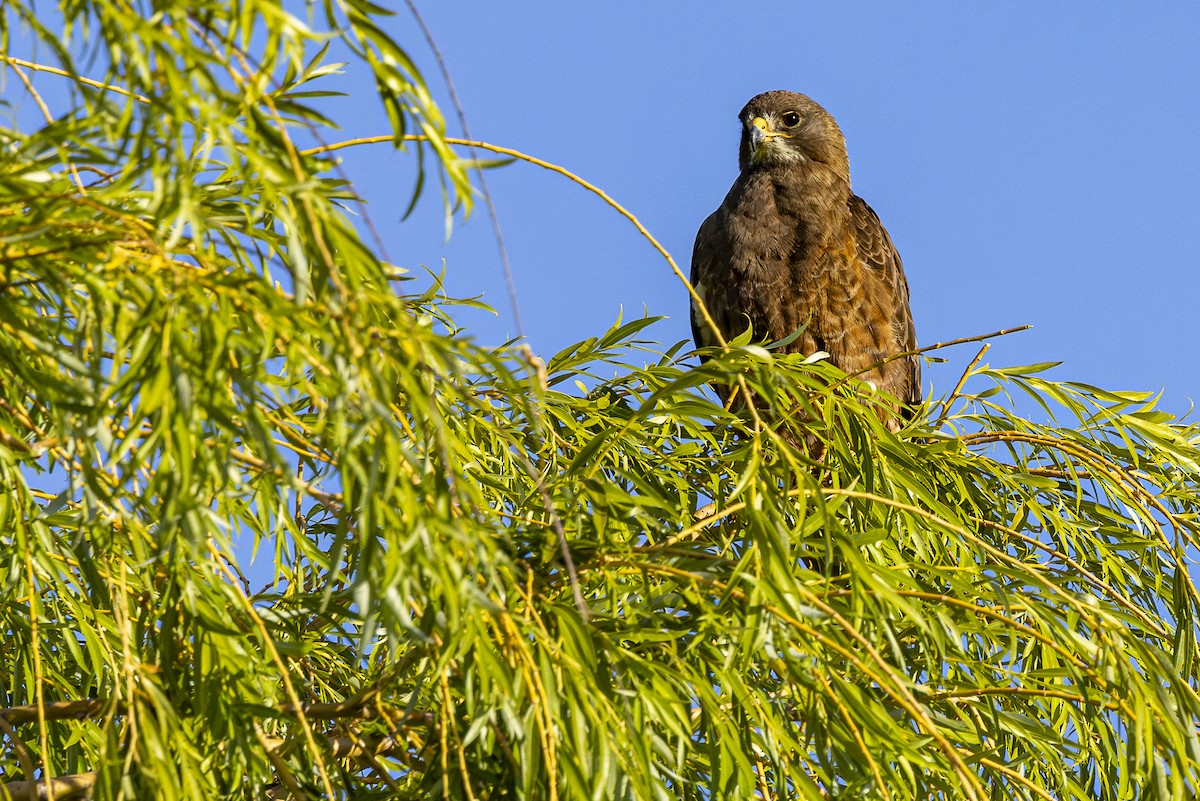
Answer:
[2, 3, 1200, 800]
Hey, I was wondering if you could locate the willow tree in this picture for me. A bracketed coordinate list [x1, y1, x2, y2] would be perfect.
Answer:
[2, 3, 1199, 800]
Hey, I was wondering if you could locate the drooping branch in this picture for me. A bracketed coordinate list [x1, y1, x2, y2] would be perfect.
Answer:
[0, 735, 414, 800]
[0, 771, 96, 801]
[0, 699, 432, 726]
[0, 700, 110, 725]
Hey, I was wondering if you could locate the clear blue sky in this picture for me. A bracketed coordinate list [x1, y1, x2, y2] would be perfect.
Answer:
[330, 4, 1200, 413]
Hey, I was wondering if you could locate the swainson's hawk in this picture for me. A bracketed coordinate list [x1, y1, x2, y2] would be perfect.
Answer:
[690, 90, 921, 419]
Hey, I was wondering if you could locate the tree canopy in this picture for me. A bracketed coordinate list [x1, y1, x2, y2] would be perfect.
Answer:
[2, 3, 1200, 799]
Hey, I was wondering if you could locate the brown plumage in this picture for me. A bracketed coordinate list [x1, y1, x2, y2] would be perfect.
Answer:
[690, 90, 921, 418]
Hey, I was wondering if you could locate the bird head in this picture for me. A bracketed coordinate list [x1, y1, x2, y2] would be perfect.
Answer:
[737, 91, 851, 181]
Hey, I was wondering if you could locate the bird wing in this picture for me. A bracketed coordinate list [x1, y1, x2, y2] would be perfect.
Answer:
[849, 194, 922, 403]
[689, 210, 726, 354]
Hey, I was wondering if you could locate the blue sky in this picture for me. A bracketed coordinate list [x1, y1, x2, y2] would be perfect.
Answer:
[329, 3, 1200, 414]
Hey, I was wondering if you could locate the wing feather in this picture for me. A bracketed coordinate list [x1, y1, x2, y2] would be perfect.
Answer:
[689, 211, 727, 354]
[849, 194, 922, 404]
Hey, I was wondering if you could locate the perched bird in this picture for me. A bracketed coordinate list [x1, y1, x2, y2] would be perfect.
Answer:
[690, 90, 921, 421]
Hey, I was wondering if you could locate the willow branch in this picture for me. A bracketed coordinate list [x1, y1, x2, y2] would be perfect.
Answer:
[0, 699, 432, 727]
[1, 56, 151, 103]
[0, 772, 95, 801]
[934, 342, 990, 425]
[828, 325, 1033, 394]
[301, 135, 727, 352]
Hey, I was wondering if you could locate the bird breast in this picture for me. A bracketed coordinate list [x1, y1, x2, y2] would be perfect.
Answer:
[723, 170, 848, 283]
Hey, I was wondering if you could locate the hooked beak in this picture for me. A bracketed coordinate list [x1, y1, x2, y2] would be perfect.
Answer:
[749, 115, 790, 147]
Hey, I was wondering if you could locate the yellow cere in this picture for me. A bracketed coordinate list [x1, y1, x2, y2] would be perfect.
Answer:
[751, 115, 791, 142]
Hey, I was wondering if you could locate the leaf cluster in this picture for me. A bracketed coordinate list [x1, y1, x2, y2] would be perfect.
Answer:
[3, 3, 1200, 800]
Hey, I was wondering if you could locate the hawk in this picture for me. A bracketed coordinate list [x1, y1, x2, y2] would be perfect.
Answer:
[690, 90, 921, 420]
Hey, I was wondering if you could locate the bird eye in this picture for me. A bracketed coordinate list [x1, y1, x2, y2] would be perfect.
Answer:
[781, 111, 801, 127]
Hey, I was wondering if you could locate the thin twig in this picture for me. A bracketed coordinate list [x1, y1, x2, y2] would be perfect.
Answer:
[402, 0, 525, 339]
[926, 686, 1116, 708]
[828, 325, 1033, 393]
[934, 342, 990, 426]
[0, 700, 109, 725]
[8, 60, 85, 192]
[302, 135, 727, 351]
[1, 55, 150, 103]
[977, 757, 1058, 801]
